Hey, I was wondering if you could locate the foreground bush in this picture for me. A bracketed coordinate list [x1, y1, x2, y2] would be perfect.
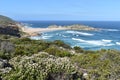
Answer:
[2, 52, 81, 80]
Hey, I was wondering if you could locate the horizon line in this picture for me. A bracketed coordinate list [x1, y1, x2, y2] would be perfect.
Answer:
[16, 20, 120, 22]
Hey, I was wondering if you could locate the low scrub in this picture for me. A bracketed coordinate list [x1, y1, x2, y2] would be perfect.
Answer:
[71, 49, 120, 80]
[2, 53, 80, 80]
[44, 46, 72, 57]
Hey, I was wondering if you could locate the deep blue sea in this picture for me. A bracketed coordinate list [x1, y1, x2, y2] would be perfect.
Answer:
[21, 21, 120, 50]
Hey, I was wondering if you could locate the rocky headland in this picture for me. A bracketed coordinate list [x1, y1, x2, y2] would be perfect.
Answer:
[0, 15, 100, 38]
[0, 15, 21, 38]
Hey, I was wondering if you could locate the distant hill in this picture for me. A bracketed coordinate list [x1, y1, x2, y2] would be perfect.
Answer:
[0, 15, 21, 37]
[0, 15, 16, 26]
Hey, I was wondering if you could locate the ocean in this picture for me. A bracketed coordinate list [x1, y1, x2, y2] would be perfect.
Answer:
[21, 21, 120, 50]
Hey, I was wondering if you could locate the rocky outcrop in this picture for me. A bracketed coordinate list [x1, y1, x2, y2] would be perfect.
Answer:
[66, 24, 99, 31]
[0, 15, 21, 37]
[47, 72, 80, 80]
[48, 24, 100, 31]
[0, 59, 12, 73]
[0, 40, 15, 53]
[0, 25, 20, 37]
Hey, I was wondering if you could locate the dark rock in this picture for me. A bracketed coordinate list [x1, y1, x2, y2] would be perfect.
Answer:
[0, 25, 20, 37]
[47, 72, 81, 80]
[0, 59, 11, 68]
[0, 59, 12, 74]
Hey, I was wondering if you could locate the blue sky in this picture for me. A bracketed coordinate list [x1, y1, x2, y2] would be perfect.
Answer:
[0, 0, 120, 21]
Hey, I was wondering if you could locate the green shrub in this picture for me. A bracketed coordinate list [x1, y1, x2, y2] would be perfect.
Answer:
[74, 46, 84, 53]
[2, 35, 10, 39]
[71, 50, 120, 80]
[20, 37, 31, 41]
[53, 40, 71, 49]
[13, 39, 50, 56]
[44, 47, 72, 57]
[12, 39, 73, 57]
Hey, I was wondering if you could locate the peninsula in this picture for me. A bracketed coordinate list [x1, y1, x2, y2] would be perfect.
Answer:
[21, 24, 100, 37]
[0, 15, 99, 37]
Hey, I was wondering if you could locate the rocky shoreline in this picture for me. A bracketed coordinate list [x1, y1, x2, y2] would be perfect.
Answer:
[48, 24, 100, 31]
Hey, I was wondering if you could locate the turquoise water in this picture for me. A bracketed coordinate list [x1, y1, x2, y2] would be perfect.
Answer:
[21, 21, 120, 50]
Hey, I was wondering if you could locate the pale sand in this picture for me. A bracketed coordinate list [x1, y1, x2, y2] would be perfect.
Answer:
[21, 27, 68, 36]
[20, 24, 98, 37]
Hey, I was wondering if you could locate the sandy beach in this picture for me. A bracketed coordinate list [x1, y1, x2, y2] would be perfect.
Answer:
[21, 27, 68, 36]
[20, 24, 99, 37]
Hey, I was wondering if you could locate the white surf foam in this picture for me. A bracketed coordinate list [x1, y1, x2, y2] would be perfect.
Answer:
[102, 39, 112, 43]
[72, 38, 114, 46]
[30, 35, 52, 40]
[22, 23, 33, 28]
[102, 29, 119, 32]
[116, 42, 120, 45]
[30, 36, 42, 40]
[62, 35, 68, 37]
[42, 35, 52, 39]
[76, 35, 79, 37]
[66, 31, 94, 36]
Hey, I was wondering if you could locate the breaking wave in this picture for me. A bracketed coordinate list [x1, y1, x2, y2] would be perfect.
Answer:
[66, 31, 94, 36]
[72, 38, 114, 46]
[102, 29, 120, 32]
[116, 42, 120, 45]
[30, 35, 52, 40]
[101, 39, 112, 43]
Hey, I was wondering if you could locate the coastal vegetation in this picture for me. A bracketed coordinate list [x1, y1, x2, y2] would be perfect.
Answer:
[0, 15, 15, 26]
[0, 37, 120, 80]
[0, 15, 120, 80]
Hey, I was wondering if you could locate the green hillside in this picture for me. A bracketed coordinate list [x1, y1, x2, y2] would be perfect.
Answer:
[0, 15, 16, 26]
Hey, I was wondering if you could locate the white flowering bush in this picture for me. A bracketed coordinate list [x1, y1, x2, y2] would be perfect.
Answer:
[3, 52, 79, 80]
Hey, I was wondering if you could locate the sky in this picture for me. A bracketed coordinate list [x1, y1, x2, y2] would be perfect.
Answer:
[0, 0, 120, 21]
